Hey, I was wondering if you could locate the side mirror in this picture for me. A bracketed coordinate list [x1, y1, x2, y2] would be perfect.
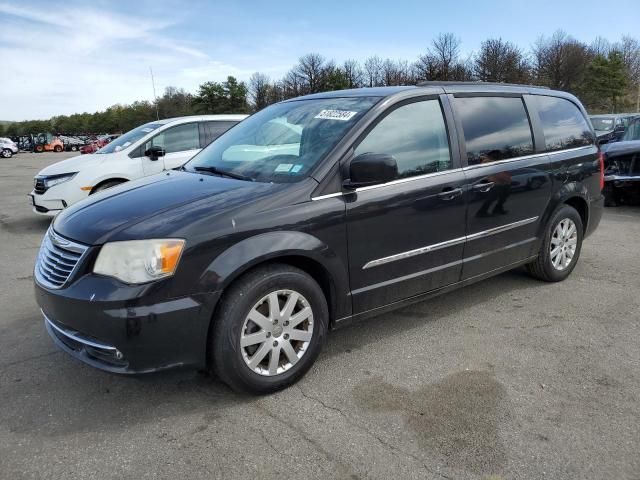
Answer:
[144, 146, 166, 161]
[344, 152, 398, 189]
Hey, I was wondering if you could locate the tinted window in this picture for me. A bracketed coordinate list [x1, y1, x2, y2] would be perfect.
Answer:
[355, 100, 451, 179]
[534, 96, 594, 152]
[200, 121, 237, 147]
[148, 123, 200, 154]
[456, 96, 534, 165]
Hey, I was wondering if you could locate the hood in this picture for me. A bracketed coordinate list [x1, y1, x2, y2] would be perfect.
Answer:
[37, 154, 104, 176]
[53, 170, 276, 245]
[601, 140, 640, 157]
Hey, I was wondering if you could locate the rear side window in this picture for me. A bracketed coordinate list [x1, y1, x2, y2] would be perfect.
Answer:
[199, 121, 237, 148]
[455, 96, 534, 165]
[534, 96, 594, 152]
[355, 99, 451, 179]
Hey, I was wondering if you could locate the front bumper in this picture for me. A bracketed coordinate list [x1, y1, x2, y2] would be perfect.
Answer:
[35, 276, 221, 374]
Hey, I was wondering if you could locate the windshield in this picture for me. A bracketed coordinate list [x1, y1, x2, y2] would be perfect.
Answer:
[591, 117, 615, 131]
[184, 97, 379, 183]
[97, 122, 164, 154]
[622, 119, 640, 141]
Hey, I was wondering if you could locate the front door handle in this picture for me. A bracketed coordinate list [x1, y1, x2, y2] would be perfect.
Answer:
[472, 181, 495, 193]
[438, 187, 463, 201]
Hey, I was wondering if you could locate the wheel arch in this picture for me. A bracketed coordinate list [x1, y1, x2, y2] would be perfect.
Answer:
[202, 231, 350, 327]
[540, 182, 591, 237]
[89, 177, 130, 195]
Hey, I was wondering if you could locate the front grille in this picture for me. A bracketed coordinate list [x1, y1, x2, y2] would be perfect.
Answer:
[34, 177, 47, 194]
[35, 229, 88, 288]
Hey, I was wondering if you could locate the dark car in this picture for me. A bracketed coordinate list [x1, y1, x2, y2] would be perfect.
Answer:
[590, 114, 636, 144]
[35, 83, 604, 393]
[601, 116, 640, 206]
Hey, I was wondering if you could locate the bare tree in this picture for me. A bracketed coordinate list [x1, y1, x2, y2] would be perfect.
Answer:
[414, 33, 470, 81]
[474, 38, 531, 83]
[532, 30, 591, 92]
[431, 33, 461, 80]
[342, 59, 364, 88]
[364, 55, 384, 87]
[590, 36, 611, 57]
[248, 72, 271, 111]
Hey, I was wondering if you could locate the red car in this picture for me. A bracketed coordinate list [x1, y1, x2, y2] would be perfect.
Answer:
[80, 135, 120, 154]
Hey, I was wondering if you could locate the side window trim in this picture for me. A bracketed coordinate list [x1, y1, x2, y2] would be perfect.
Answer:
[523, 94, 546, 153]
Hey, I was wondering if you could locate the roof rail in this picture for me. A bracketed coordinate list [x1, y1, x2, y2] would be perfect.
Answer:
[417, 80, 550, 89]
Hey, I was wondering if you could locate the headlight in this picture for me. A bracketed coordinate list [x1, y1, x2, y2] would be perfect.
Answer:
[93, 239, 185, 284]
[44, 173, 77, 188]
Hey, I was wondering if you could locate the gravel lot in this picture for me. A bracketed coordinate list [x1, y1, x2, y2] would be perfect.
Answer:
[1, 152, 639, 480]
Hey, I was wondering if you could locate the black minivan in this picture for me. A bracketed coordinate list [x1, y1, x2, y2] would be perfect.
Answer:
[35, 83, 604, 393]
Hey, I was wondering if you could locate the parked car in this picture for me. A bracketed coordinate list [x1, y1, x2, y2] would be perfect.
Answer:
[589, 114, 636, 144]
[0, 137, 19, 158]
[29, 115, 246, 215]
[35, 84, 603, 393]
[601, 116, 640, 206]
[80, 134, 121, 154]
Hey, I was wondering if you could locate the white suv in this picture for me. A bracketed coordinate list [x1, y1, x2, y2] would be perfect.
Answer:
[29, 115, 247, 215]
[1, 138, 19, 158]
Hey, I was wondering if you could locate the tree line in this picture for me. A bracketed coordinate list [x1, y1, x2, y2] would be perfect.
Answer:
[2, 30, 639, 137]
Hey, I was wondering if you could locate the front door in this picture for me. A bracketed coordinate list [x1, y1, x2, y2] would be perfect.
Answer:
[345, 97, 467, 314]
[142, 122, 202, 174]
[452, 95, 552, 279]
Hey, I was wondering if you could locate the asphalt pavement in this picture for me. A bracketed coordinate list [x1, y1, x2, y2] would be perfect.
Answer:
[1, 152, 639, 479]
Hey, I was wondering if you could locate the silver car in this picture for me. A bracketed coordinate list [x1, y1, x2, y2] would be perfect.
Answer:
[0, 138, 19, 158]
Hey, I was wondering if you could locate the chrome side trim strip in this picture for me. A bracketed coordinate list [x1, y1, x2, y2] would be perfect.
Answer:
[43, 310, 118, 352]
[363, 236, 466, 269]
[462, 146, 596, 172]
[362, 216, 539, 269]
[465, 216, 538, 241]
[311, 192, 344, 201]
[355, 168, 464, 193]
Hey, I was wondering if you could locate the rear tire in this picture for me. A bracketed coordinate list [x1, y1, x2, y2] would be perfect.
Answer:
[527, 204, 583, 282]
[210, 264, 328, 394]
[34, 145, 44, 153]
[54, 145, 63, 152]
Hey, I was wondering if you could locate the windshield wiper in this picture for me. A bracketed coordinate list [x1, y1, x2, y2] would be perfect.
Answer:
[193, 166, 253, 182]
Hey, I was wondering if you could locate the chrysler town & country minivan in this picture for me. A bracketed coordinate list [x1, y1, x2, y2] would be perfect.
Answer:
[35, 83, 604, 393]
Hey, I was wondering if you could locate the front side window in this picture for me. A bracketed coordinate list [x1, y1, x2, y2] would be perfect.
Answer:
[456, 96, 534, 165]
[148, 123, 200, 154]
[185, 97, 379, 183]
[534, 96, 594, 152]
[355, 99, 451, 178]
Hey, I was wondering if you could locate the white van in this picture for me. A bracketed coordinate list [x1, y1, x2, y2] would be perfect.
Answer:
[29, 115, 247, 215]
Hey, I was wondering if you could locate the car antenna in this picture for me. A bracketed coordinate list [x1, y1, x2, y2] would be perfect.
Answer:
[150, 66, 160, 121]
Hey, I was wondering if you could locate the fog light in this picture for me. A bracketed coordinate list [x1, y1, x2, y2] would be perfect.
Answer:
[115, 350, 123, 360]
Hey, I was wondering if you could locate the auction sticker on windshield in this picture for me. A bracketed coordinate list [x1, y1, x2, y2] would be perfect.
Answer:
[314, 110, 358, 121]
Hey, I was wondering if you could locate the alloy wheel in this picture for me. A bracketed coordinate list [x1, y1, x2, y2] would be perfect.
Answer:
[550, 218, 578, 271]
[240, 289, 314, 376]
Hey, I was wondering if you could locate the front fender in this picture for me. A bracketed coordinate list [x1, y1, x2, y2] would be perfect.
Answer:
[198, 230, 351, 319]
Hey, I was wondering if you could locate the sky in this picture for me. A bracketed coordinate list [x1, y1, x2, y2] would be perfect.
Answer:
[0, 0, 638, 121]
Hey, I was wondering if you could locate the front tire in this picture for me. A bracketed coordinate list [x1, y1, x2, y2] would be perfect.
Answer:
[210, 264, 328, 394]
[527, 204, 583, 282]
[1, 149, 12, 158]
[54, 145, 63, 152]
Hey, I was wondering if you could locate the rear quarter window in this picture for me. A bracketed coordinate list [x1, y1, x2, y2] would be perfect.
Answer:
[533, 96, 594, 152]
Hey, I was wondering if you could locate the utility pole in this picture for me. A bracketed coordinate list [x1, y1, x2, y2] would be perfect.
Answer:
[150, 67, 160, 120]
[636, 80, 640, 112]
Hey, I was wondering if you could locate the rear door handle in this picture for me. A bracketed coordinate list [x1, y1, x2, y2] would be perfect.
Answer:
[438, 187, 463, 200]
[472, 181, 495, 193]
